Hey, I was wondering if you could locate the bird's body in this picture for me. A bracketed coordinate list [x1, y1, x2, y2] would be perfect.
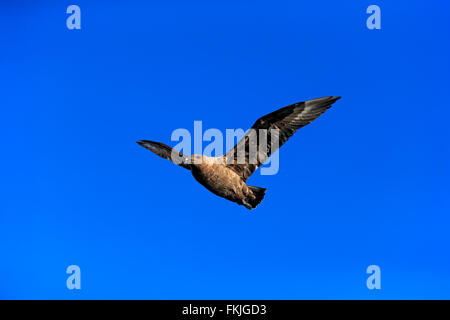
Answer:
[189, 155, 263, 209]
[137, 96, 341, 210]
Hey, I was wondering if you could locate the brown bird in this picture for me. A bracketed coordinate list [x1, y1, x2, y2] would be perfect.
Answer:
[137, 96, 340, 209]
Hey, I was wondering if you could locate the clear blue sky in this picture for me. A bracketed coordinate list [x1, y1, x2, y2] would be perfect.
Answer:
[1, 0, 449, 299]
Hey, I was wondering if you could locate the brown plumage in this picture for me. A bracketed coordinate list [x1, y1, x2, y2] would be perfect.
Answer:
[137, 96, 341, 209]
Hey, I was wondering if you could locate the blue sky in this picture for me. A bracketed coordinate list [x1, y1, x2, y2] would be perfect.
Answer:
[1, 0, 449, 299]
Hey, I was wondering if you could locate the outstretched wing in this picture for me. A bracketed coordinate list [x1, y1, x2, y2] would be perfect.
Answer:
[137, 140, 191, 169]
[224, 96, 340, 181]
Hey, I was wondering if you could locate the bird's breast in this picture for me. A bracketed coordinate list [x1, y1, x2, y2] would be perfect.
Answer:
[191, 163, 244, 198]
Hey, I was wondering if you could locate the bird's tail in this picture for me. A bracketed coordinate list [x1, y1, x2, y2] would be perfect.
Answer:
[247, 186, 267, 209]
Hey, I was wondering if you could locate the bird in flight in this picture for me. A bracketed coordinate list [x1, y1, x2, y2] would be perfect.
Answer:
[137, 96, 340, 209]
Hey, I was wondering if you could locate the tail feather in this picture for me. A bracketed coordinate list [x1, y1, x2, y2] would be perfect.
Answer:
[247, 186, 266, 209]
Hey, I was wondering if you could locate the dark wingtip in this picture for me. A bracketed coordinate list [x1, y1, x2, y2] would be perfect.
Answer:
[328, 96, 341, 103]
[137, 140, 155, 148]
[306, 96, 342, 109]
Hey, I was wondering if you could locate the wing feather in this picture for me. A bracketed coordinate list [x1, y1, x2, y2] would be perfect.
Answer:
[224, 96, 340, 181]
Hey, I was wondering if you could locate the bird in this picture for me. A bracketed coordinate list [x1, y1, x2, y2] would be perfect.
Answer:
[137, 96, 341, 210]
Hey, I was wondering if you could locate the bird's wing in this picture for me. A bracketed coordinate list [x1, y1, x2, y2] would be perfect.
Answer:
[137, 140, 191, 170]
[224, 96, 340, 181]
